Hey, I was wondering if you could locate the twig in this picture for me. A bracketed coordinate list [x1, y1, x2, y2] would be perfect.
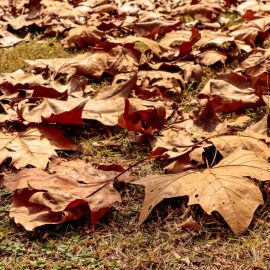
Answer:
[114, 158, 148, 181]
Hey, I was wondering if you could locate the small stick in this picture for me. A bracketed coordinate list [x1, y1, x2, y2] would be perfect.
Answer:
[114, 158, 148, 181]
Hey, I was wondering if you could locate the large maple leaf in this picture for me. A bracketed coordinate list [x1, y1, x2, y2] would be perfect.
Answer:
[134, 148, 270, 235]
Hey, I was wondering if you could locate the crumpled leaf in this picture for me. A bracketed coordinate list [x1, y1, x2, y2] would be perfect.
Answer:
[95, 73, 137, 100]
[172, 2, 223, 20]
[199, 75, 259, 113]
[197, 30, 234, 48]
[136, 70, 185, 98]
[159, 29, 192, 47]
[147, 61, 203, 82]
[239, 48, 270, 78]
[0, 29, 30, 48]
[150, 126, 195, 159]
[1, 159, 132, 230]
[134, 148, 270, 235]
[236, 0, 270, 15]
[108, 35, 175, 59]
[26, 44, 140, 77]
[62, 25, 105, 48]
[132, 19, 181, 38]
[83, 98, 125, 126]
[0, 69, 46, 99]
[118, 98, 166, 135]
[245, 114, 269, 136]
[229, 17, 270, 46]
[0, 70, 87, 100]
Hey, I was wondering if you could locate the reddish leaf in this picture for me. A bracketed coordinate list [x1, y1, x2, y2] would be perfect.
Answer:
[20, 98, 88, 125]
[118, 98, 166, 135]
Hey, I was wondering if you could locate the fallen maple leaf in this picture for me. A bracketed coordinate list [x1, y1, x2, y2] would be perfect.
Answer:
[136, 70, 185, 98]
[0, 126, 76, 169]
[26, 44, 140, 77]
[177, 28, 201, 58]
[159, 29, 192, 47]
[239, 48, 270, 78]
[94, 73, 137, 100]
[229, 17, 270, 46]
[62, 25, 105, 48]
[1, 159, 131, 230]
[132, 19, 181, 38]
[172, 2, 223, 20]
[134, 148, 270, 235]
[210, 132, 270, 160]
[199, 77, 259, 113]
[197, 50, 227, 66]
[19, 98, 88, 125]
[0, 71, 88, 101]
[245, 114, 269, 135]
[150, 126, 195, 159]
[107, 36, 176, 59]
[147, 61, 203, 82]
[196, 30, 234, 48]
[83, 98, 125, 126]
[236, 0, 270, 15]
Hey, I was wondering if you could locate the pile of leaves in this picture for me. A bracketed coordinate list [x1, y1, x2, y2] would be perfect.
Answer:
[1, 0, 270, 236]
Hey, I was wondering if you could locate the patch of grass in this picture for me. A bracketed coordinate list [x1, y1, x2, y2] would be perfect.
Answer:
[89, 78, 113, 97]
[0, 37, 71, 73]
[181, 76, 209, 113]
[134, 41, 149, 53]
[220, 11, 242, 29]
[245, 107, 266, 123]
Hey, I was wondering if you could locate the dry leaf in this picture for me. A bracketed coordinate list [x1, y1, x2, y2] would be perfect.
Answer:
[210, 132, 270, 160]
[0, 29, 30, 48]
[20, 98, 88, 125]
[197, 50, 227, 66]
[199, 78, 259, 113]
[0, 126, 76, 169]
[245, 114, 269, 135]
[26, 45, 140, 77]
[1, 159, 130, 230]
[180, 216, 201, 230]
[118, 98, 166, 135]
[134, 148, 270, 235]
[132, 19, 181, 38]
[62, 25, 105, 48]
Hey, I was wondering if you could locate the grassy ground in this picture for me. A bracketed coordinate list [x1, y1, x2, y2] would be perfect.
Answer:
[1, 39, 270, 270]
[0, 38, 71, 73]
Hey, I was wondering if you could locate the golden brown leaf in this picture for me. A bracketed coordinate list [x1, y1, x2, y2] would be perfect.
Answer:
[134, 148, 270, 235]
[0, 126, 76, 169]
